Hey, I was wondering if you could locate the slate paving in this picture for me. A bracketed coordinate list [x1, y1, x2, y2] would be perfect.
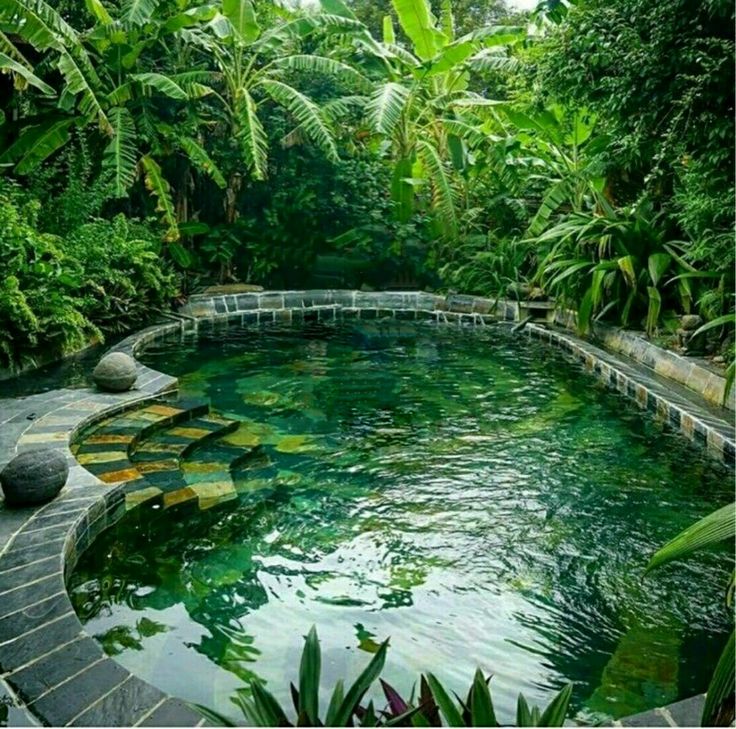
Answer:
[0, 291, 732, 726]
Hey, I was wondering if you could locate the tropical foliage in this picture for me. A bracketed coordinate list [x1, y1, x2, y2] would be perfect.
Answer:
[196, 626, 574, 727]
[647, 503, 736, 727]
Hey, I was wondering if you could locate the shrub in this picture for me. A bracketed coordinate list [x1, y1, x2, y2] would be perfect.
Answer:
[196, 626, 573, 727]
[0, 181, 177, 371]
[66, 215, 178, 333]
[0, 182, 98, 370]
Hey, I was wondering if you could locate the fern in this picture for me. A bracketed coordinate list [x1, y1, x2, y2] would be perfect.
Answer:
[258, 80, 338, 162]
[140, 155, 178, 241]
[366, 82, 410, 137]
[416, 139, 457, 238]
[103, 108, 139, 196]
[179, 137, 226, 189]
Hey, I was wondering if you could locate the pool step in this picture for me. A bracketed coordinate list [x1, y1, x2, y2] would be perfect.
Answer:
[72, 400, 246, 510]
[128, 414, 241, 510]
[73, 399, 210, 486]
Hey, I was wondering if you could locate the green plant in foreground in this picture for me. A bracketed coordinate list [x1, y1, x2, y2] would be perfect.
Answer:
[647, 503, 736, 727]
[196, 626, 573, 726]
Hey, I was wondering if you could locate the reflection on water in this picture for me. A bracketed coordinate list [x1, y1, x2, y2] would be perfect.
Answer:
[69, 321, 733, 724]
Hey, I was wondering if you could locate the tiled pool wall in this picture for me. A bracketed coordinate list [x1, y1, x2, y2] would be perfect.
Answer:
[0, 288, 732, 727]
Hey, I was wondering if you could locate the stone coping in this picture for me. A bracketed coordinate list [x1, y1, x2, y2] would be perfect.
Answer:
[0, 288, 732, 726]
[551, 308, 735, 411]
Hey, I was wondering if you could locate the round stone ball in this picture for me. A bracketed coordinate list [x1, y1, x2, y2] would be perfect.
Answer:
[93, 352, 138, 392]
[680, 314, 703, 332]
[0, 449, 69, 507]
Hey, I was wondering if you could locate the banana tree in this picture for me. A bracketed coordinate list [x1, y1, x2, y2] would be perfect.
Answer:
[329, 0, 526, 241]
[0, 0, 228, 242]
[182, 0, 368, 181]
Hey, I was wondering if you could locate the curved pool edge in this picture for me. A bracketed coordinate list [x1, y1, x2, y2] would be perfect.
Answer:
[0, 289, 731, 727]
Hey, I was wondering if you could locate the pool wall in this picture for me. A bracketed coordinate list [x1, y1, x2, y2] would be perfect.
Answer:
[0, 289, 733, 727]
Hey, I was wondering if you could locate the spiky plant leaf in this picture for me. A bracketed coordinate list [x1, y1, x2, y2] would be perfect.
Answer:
[416, 139, 457, 238]
[0, 52, 54, 94]
[298, 626, 321, 725]
[259, 79, 338, 162]
[537, 684, 573, 727]
[425, 674, 463, 727]
[469, 669, 497, 727]
[647, 503, 735, 572]
[324, 680, 345, 726]
[179, 137, 226, 188]
[235, 87, 268, 180]
[103, 107, 139, 196]
[140, 154, 178, 241]
[122, 0, 160, 25]
[516, 694, 532, 726]
[330, 640, 389, 726]
[366, 82, 410, 137]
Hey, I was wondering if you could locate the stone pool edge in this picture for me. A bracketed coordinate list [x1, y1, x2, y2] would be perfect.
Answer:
[0, 288, 732, 727]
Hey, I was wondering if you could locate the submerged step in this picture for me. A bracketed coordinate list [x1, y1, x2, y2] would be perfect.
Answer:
[72, 399, 241, 511]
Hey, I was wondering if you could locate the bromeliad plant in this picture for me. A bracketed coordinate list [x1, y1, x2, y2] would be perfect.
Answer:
[646, 503, 736, 727]
[196, 626, 573, 727]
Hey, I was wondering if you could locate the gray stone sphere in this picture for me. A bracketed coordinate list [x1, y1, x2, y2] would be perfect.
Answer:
[1, 449, 69, 506]
[93, 352, 138, 392]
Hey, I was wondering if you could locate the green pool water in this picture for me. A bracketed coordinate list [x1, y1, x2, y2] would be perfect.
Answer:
[69, 320, 733, 724]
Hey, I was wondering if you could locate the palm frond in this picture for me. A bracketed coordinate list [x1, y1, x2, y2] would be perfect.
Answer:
[647, 503, 735, 573]
[259, 79, 338, 162]
[468, 48, 520, 73]
[140, 154, 178, 241]
[235, 87, 268, 180]
[366, 82, 410, 137]
[130, 72, 188, 100]
[271, 55, 369, 89]
[179, 136, 226, 188]
[0, 52, 55, 95]
[103, 107, 139, 196]
[416, 139, 457, 238]
[122, 0, 160, 26]
[0, 117, 76, 173]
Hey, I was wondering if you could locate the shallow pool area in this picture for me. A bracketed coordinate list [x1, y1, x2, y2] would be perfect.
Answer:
[67, 320, 733, 724]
